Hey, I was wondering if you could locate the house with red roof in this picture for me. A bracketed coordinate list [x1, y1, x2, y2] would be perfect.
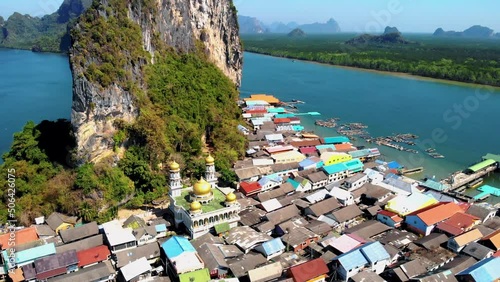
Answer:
[239, 181, 262, 196]
[288, 258, 329, 282]
[0, 226, 38, 250]
[404, 202, 464, 235]
[76, 245, 111, 268]
[376, 210, 404, 228]
[435, 212, 481, 236]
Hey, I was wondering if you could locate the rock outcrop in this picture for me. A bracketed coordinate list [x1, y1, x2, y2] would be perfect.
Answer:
[288, 28, 306, 37]
[70, 0, 242, 164]
[434, 25, 496, 38]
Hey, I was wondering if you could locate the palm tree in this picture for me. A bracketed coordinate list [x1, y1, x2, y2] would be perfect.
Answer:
[78, 201, 97, 222]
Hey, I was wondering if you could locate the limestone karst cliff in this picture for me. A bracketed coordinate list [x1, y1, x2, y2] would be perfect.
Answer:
[70, 0, 243, 164]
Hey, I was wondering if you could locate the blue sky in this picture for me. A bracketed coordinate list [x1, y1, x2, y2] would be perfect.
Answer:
[1, 0, 499, 33]
[1, 0, 64, 18]
[234, 0, 500, 33]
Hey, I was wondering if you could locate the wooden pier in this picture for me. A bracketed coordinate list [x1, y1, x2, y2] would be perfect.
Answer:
[443, 166, 497, 190]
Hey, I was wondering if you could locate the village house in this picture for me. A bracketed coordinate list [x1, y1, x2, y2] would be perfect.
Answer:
[479, 229, 500, 251]
[254, 238, 286, 260]
[328, 185, 354, 206]
[306, 171, 329, 190]
[376, 210, 404, 228]
[59, 221, 98, 244]
[225, 226, 273, 253]
[466, 203, 497, 223]
[281, 226, 320, 253]
[304, 196, 342, 218]
[288, 258, 329, 282]
[48, 261, 115, 282]
[76, 245, 111, 268]
[197, 243, 229, 279]
[342, 174, 368, 192]
[161, 236, 204, 277]
[101, 220, 137, 253]
[248, 261, 283, 282]
[448, 228, 484, 253]
[118, 257, 152, 282]
[456, 257, 500, 282]
[114, 242, 160, 268]
[332, 241, 390, 281]
[436, 212, 482, 236]
[329, 204, 363, 228]
[404, 202, 463, 235]
[322, 163, 350, 183]
[45, 212, 79, 234]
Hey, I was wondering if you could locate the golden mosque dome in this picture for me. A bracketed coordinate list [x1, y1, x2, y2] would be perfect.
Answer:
[205, 154, 215, 164]
[169, 161, 180, 171]
[193, 178, 212, 196]
[190, 201, 202, 211]
[226, 192, 237, 202]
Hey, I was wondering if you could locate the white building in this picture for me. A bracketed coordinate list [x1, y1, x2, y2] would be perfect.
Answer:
[168, 156, 241, 239]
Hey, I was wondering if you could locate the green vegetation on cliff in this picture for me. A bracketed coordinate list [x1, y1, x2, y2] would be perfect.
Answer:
[242, 34, 500, 86]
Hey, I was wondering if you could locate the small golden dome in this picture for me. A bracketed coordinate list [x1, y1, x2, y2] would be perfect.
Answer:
[190, 201, 202, 211]
[226, 192, 237, 202]
[193, 178, 212, 196]
[205, 154, 215, 164]
[169, 161, 180, 171]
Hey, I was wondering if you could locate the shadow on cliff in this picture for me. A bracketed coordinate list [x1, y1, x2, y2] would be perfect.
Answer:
[36, 119, 76, 166]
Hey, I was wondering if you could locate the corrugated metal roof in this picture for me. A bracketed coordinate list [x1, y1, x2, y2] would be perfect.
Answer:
[3, 243, 56, 268]
[335, 249, 368, 270]
[322, 163, 349, 175]
[161, 236, 196, 259]
[468, 159, 497, 172]
[261, 238, 285, 255]
[322, 136, 350, 144]
[359, 242, 390, 263]
[457, 257, 500, 282]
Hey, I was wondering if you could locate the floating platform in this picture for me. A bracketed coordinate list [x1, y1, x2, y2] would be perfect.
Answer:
[295, 112, 321, 116]
[473, 185, 500, 201]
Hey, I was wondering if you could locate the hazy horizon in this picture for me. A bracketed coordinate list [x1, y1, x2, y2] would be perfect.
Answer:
[235, 0, 500, 33]
[1, 0, 500, 33]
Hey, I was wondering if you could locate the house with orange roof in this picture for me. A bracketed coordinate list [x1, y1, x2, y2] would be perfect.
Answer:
[0, 227, 38, 250]
[480, 229, 500, 251]
[404, 202, 464, 235]
[435, 212, 481, 236]
[447, 228, 484, 252]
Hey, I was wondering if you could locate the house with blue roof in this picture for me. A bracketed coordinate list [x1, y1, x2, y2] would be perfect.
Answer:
[287, 176, 312, 192]
[258, 174, 283, 191]
[332, 241, 390, 281]
[322, 136, 350, 144]
[456, 257, 500, 282]
[322, 163, 349, 183]
[160, 236, 204, 276]
[255, 238, 286, 260]
[2, 243, 56, 270]
[299, 157, 324, 171]
[344, 159, 364, 173]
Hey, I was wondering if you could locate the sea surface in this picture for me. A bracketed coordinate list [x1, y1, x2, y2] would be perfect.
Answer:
[0, 49, 72, 162]
[240, 52, 500, 199]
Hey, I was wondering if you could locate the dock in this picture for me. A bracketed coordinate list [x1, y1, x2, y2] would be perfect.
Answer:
[473, 185, 500, 201]
[443, 166, 497, 190]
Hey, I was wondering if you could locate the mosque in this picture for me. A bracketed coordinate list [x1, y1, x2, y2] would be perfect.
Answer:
[167, 155, 241, 239]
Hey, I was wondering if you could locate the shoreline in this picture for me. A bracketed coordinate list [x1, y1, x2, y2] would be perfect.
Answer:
[244, 51, 500, 90]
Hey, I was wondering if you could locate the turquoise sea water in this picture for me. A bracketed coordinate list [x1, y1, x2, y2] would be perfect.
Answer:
[0, 49, 72, 162]
[240, 52, 500, 191]
[1, 49, 499, 198]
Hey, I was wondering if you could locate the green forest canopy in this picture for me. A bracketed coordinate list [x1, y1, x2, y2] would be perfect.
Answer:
[242, 33, 500, 87]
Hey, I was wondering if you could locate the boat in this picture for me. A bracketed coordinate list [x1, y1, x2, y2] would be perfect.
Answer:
[467, 178, 484, 189]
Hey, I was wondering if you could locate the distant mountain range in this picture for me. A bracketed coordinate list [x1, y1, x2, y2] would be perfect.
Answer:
[0, 0, 91, 52]
[434, 25, 500, 38]
[238, 15, 341, 34]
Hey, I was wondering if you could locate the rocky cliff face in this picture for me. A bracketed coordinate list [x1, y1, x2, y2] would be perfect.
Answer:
[70, 0, 242, 164]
